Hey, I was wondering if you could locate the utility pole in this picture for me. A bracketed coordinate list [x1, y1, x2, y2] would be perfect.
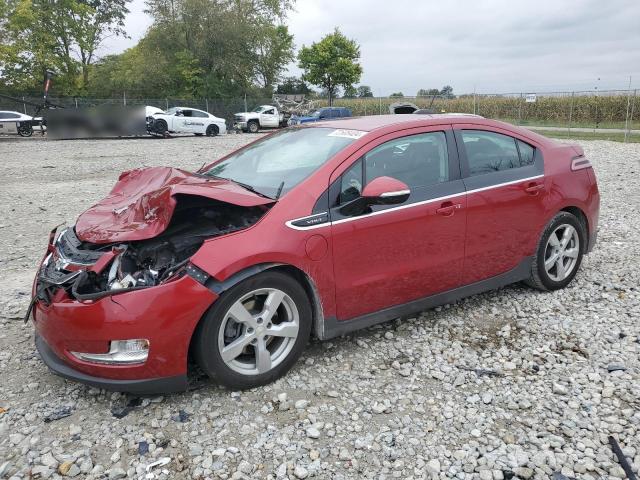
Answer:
[624, 76, 632, 142]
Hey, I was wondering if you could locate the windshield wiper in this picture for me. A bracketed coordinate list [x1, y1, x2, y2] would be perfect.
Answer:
[232, 180, 276, 200]
[202, 173, 276, 200]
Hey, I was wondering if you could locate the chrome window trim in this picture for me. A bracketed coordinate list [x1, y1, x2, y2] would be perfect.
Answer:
[284, 174, 544, 231]
[380, 189, 411, 198]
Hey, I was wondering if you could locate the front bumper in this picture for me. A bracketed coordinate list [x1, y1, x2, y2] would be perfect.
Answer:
[233, 121, 248, 130]
[36, 334, 188, 394]
[32, 274, 217, 393]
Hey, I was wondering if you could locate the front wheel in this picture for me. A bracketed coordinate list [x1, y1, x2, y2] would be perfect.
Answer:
[194, 271, 312, 389]
[153, 119, 168, 135]
[247, 121, 259, 133]
[526, 212, 586, 291]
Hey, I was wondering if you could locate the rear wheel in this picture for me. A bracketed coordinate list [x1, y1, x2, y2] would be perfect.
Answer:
[17, 122, 33, 137]
[206, 124, 219, 136]
[526, 212, 585, 291]
[194, 271, 311, 389]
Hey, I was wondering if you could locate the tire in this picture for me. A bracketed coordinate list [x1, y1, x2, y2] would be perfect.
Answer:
[206, 124, 219, 137]
[526, 211, 586, 291]
[247, 121, 259, 133]
[154, 119, 168, 135]
[18, 123, 33, 137]
[194, 271, 312, 389]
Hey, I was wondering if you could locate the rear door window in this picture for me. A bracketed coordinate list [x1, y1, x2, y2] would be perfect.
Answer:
[460, 130, 521, 176]
[460, 130, 540, 177]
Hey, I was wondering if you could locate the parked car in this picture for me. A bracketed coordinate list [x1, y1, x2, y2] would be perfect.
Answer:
[29, 114, 599, 393]
[233, 105, 289, 133]
[147, 107, 226, 136]
[289, 107, 352, 125]
[0, 110, 45, 137]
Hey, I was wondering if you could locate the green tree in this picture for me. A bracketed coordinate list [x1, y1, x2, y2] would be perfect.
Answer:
[417, 88, 440, 96]
[343, 85, 357, 98]
[276, 76, 310, 94]
[0, 0, 130, 92]
[357, 85, 373, 97]
[253, 25, 294, 92]
[390, 92, 404, 98]
[440, 85, 454, 98]
[297, 28, 362, 106]
[136, 0, 294, 98]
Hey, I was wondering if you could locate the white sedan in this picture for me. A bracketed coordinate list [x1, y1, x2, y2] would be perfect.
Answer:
[0, 110, 45, 137]
[147, 107, 226, 137]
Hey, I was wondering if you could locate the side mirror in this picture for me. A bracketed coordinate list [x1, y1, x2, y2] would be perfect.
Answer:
[340, 176, 410, 216]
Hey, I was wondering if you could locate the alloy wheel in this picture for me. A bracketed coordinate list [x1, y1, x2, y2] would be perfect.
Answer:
[217, 288, 300, 375]
[544, 224, 580, 281]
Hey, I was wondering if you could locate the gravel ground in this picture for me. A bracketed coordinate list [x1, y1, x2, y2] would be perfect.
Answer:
[0, 135, 638, 480]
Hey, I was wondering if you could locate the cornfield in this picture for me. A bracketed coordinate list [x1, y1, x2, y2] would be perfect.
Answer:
[324, 92, 638, 129]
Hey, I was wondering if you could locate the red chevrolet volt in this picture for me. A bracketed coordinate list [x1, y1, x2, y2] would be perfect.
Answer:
[29, 115, 600, 392]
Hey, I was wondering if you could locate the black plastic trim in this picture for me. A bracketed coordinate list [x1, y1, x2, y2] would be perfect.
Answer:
[203, 263, 281, 295]
[587, 229, 598, 254]
[311, 189, 330, 215]
[321, 256, 532, 339]
[290, 212, 329, 228]
[35, 334, 188, 394]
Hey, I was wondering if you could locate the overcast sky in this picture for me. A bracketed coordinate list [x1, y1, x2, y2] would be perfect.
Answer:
[102, 0, 640, 95]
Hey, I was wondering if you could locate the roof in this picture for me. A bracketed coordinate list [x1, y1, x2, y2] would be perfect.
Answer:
[311, 114, 555, 145]
[311, 114, 484, 131]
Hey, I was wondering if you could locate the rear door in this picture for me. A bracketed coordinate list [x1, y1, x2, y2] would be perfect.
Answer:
[454, 125, 546, 284]
[329, 126, 467, 320]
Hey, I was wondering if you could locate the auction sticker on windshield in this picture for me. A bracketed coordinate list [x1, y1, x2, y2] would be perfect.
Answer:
[328, 129, 367, 139]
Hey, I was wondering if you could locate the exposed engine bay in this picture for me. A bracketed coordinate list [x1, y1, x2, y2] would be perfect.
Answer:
[35, 195, 267, 304]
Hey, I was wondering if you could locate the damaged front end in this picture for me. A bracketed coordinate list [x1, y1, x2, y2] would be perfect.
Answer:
[34, 195, 268, 306]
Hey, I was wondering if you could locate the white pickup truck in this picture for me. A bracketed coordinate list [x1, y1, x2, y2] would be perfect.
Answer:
[233, 105, 289, 133]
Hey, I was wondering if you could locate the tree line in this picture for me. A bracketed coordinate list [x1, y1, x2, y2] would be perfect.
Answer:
[0, 1, 456, 102]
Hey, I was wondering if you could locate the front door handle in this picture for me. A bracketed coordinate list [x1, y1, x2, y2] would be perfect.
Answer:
[436, 201, 462, 216]
[524, 182, 544, 195]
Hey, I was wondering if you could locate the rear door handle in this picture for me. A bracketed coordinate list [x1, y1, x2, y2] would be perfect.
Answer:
[524, 183, 544, 195]
[436, 201, 462, 216]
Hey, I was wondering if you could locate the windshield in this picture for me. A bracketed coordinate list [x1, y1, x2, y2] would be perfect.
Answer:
[252, 106, 265, 113]
[201, 128, 359, 198]
[165, 107, 178, 114]
[310, 110, 321, 117]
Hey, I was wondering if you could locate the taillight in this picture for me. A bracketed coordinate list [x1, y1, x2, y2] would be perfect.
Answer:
[571, 155, 592, 171]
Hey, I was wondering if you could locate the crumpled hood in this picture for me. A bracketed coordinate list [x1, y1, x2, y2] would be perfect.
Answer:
[75, 166, 274, 244]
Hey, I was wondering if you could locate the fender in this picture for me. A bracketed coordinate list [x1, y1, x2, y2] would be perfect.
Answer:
[186, 261, 330, 340]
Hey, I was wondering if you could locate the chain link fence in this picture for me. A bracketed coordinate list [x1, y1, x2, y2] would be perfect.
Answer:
[2, 89, 638, 141]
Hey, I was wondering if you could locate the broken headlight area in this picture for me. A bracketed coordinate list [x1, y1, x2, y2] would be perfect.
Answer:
[36, 196, 268, 303]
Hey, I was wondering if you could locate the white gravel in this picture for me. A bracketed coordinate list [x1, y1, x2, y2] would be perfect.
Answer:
[0, 135, 638, 480]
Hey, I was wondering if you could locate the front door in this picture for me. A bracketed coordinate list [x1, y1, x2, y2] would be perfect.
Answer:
[260, 108, 279, 128]
[454, 126, 547, 285]
[329, 127, 467, 320]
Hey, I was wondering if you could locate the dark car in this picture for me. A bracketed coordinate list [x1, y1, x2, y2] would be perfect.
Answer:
[30, 114, 599, 393]
[289, 107, 352, 125]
